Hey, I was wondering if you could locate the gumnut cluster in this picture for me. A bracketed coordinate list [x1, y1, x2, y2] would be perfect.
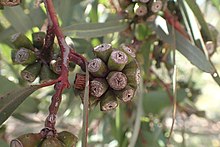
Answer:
[10, 130, 77, 147]
[10, 32, 75, 83]
[119, 0, 163, 22]
[74, 43, 140, 111]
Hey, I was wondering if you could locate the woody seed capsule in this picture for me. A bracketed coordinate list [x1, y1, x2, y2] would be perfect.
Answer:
[100, 90, 118, 111]
[93, 43, 112, 62]
[106, 71, 127, 91]
[107, 50, 128, 71]
[88, 58, 108, 77]
[11, 33, 34, 50]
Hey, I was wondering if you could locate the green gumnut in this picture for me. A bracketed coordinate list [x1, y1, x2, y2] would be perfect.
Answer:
[39, 64, 58, 83]
[148, 0, 163, 13]
[11, 48, 37, 65]
[106, 71, 127, 91]
[88, 58, 108, 77]
[21, 62, 41, 83]
[119, 44, 136, 63]
[41, 137, 65, 147]
[114, 85, 135, 102]
[134, 2, 148, 16]
[107, 50, 128, 71]
[90, 78, 108, 98]
[122, 60, 140, 89]
[11, 33, 34, 50]
[32, 31, 46, 49]
[100, 90, 118, 111]
[93, 43, 112, 62]
[10, 133, 42, 147]
[58, 131, 78, 147]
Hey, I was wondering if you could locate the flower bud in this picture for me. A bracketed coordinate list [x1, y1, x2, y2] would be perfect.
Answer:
[88, 58, 108, 77]
[106, 71, 127, 90]
[114, 85, 135, 102]
[11, 33, 34, 50]
[107, 50, 128, 71]
[41, 137, 65, 147]
[134, 3, 148, 16]
[21, 62, 41, 82]
[11, 48, 37, 65]
[10, 133, 42, 147]
[100, 90, 118, 111]
[32, 32, 46, 49]
[90, 78, 108, 98]
[40, 64, 58, 83]
[122, 60, 140, 88]
[93, 43, 112, 62]
[57, 131, 78, 147]
[148, 0, 163, 13]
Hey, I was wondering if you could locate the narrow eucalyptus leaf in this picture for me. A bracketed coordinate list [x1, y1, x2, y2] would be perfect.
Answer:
[0, 85, 41, 125]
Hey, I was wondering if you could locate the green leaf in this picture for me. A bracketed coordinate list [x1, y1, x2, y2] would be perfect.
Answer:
[142, 89, 187, 115]
[63, 21, 128, 38]
[185, 0, 214, 42]
[0, 75, 19, 95]
[0, 85, 41, 125]
[56, 0, 81, 26]
[2, 6, 33, 33]
[149, 17, 215, 73]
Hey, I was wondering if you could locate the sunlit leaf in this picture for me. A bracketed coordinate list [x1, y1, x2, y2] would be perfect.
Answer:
[185, 0, 214, 42]
[2, 6, 33, 33]
[0, 85, 41, 125]
[150, 17, 215, 73]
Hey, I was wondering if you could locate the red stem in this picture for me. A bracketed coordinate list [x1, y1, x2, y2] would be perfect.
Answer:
[42, 0, 87, 130]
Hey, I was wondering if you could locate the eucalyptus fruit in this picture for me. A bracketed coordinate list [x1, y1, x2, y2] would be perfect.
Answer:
[11, 131, 78, 147]
[74, 43, 140, 111]
[10, 133, 42, 147]
[10, 32, 76, 84]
